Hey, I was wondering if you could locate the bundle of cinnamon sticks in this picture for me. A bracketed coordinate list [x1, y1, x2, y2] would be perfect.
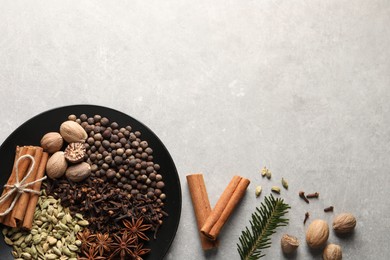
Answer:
[0, 146, 48, 229]
[187, 174, 250, 250]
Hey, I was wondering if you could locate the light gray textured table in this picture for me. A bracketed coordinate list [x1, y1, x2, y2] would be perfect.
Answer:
[0, 1, 389, 259]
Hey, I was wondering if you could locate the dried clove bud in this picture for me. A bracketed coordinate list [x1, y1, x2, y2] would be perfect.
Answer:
[299, 191, 309, 203]
[304, 212, 310, 224]
[324, 206, 334, 212]
[306, 192, 319, 199]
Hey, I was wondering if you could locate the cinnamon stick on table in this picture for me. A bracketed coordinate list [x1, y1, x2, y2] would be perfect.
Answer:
[187, 174, 219, 250]
[22, 151, 48, 229]
[201, 175, 250, 241]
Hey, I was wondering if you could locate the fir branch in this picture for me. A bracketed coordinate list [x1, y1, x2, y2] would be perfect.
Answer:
[237, 194, 290, 260]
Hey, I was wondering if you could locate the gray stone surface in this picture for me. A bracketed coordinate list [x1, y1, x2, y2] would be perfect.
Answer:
[0, 0, 389, 259]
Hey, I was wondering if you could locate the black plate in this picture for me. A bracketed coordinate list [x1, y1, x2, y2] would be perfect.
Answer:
[0, 105, 181, 260]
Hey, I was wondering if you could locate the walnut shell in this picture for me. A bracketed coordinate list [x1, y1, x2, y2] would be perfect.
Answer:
[64, 143, 86, 163]
[333, 213, 356, 234]
[40, 132, 63, 154]
[46, 151, 67, 179]
[281, 234, 299, 254]
[323, 244, 342, 260]
[65, 162, 91, 182]
[306, 219, 329, 249]
[60, 121, 87, 143]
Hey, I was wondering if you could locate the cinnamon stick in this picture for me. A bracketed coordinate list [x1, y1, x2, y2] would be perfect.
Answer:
[0, 146, 31, 223]
[9, 146, 43, 227]
[187, 174, 218, 250]
[22, 151, 48, 229]
[201, 175, 250, 240]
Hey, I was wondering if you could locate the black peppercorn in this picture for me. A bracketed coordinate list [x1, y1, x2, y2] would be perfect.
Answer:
[140, 141, 148, 149]
[104, 156, 112, 164]
[94, 133, 103, 141]
[102, 129, 111, 139]
[87, 117, 95, 124]
[156, 181, 165, 189]
[114, 156, 123, 165]
[93, 115, 102, 122]
[102, 140, 110, 149]
[87, 137, 95, 145]
[100, 117, 109, 126]
[106, 169, 116, 179]
[80, 114, 88, 121]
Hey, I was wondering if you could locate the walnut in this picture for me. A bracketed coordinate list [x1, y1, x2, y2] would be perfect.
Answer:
[333, 213, 356, 234]
[305, 219, 329, 249]
[64, 142, 86, 163]
[323, 244, 342, 260]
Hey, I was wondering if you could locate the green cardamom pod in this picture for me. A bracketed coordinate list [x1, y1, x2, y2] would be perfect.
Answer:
[282, 178, 288, 189]
[4, 237, 13, 246]
[255, 186, 262, 197]
[271, 186, 281, 194]
[45, 253, 58, 260]
[77, 220, 89, 226]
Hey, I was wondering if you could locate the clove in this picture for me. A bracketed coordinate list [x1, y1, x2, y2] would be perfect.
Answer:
[303, 212, 310, 224]
[299, 191, 309, 203]
[306, 192, 319, 199]
[324, 206, 334, 212]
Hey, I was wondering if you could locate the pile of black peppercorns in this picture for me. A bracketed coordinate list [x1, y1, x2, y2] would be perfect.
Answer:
[47, 114, 167, 233]
[71, 114, 166, 201]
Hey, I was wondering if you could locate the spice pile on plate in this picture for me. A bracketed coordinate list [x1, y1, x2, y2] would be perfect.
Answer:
[1, 113, 167, 259]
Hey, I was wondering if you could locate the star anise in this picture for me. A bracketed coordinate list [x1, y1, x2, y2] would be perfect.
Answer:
[110, 231, 136, 260]
[132, 242, 151, 260]
[94, 232, 113, 256]
[122, 217, 152, 241]
[78, 245, 105, 260]
[77, 228, 96, 251]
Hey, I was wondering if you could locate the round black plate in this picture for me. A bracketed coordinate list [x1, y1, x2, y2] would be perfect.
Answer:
[0, 105, 181, 260]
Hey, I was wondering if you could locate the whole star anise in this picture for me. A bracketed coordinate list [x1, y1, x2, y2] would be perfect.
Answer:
[122, 217, 152, 241]
[95, 232, 113, 256]
[77, 228, 96, 251]
[132, 242, 151, 260]
[78, 246, 105, 260]
[110, 231, 136, 260]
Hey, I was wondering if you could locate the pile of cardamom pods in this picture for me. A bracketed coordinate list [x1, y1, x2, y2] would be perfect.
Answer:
[2, 189, 89, 260]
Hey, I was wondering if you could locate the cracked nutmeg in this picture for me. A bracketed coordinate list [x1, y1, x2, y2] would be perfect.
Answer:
[64, 142, 86, 163]
[281, 234, 299, 254]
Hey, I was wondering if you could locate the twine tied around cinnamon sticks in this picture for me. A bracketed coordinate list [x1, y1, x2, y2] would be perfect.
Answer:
[0, 154, 47, 217]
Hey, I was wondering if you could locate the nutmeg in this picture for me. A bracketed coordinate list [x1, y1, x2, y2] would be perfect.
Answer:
[64, 142, 86, 163]
[323, 244, 342, 260]
[65, 162, 91, 182]
[46, 151, 67, 179]
[333, 213, 356, 234]
[281, 234, 299, 254]
[60, 121, 88, 143]
[40, 132, 63, 154]
[306, 219, 329, 249]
